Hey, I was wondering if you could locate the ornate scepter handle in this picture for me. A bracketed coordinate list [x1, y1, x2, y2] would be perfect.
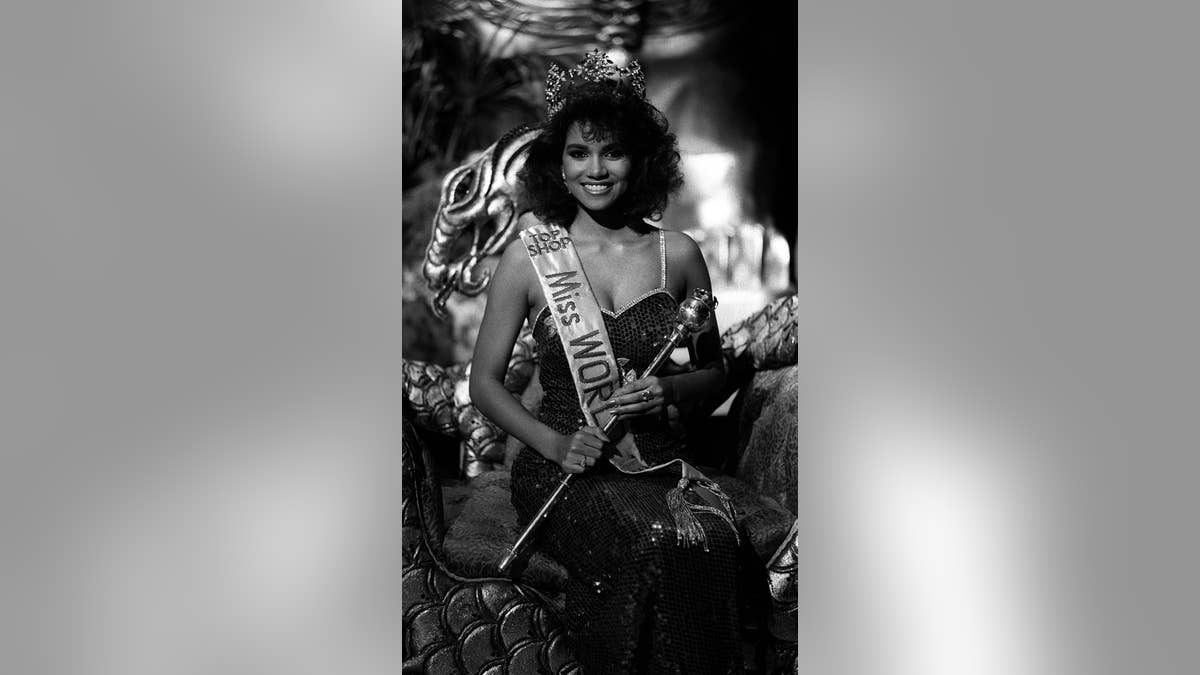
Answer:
[498, 289, 717, 575]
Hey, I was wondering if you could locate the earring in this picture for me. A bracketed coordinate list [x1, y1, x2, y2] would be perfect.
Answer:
[561, 169, 567, 184]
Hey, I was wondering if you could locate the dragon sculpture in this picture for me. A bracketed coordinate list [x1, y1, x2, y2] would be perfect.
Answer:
[422, 124, 541, 318]
[402, 327, 538, 477]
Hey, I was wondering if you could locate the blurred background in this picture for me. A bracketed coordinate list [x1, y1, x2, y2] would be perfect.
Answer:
[3, 1, 1199, 674]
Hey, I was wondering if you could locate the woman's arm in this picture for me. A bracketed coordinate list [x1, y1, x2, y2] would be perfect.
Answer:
[608, 232, 726, 416]
[663, 231, 726, 403]
[468, 239, 604, 473]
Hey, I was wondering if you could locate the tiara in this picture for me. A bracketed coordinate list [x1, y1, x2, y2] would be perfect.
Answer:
[544, 49, 647, 118]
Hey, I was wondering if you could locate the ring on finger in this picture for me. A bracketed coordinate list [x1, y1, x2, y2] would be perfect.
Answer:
[640, 389, 652, 402]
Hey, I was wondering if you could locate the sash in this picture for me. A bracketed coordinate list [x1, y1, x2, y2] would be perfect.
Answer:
[522, 222, 739, 550]
[521, 222, 621, 430]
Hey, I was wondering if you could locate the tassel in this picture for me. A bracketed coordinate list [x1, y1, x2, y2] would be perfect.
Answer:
[666, 478, 708, 551]
[692, 480, 742, 548]
[699, 480, 737, 523]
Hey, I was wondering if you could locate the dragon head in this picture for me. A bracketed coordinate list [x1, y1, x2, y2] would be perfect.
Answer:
[422, 124, 541, 317]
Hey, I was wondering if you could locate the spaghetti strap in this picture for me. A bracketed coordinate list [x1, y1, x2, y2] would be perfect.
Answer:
[659, 230, 667, 289]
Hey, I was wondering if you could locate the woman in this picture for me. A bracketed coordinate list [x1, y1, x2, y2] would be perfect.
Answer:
[469, 51, 740, 673]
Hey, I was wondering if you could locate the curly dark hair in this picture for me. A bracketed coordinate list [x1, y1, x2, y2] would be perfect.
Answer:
[518, 82, 684, 227]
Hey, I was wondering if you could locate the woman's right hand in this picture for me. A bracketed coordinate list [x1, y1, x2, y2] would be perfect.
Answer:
[545, 426, 607, 474]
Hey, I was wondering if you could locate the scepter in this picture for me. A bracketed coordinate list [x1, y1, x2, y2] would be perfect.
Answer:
[498, 289, 718, 574]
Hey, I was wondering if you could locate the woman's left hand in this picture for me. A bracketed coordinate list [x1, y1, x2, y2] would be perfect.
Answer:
[606, 376, 673, 418]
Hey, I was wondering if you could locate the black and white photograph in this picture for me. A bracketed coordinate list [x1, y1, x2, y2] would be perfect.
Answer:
[6, 1, 1200, 674]
[401, 1, 799, 672]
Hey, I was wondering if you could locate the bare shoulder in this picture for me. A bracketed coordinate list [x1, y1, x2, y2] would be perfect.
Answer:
[501, 234, 531, 262]
[496, 235, 535, 277]
[494, 235, 535, 292]
[663, 229, 708, 269]
[501, 212, 561, 276]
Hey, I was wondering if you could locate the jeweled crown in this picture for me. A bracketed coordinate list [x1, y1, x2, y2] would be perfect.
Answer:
[545, 49, 647, 118]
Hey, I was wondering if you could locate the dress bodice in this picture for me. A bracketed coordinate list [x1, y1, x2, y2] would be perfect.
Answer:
[530, 289, 684, 465]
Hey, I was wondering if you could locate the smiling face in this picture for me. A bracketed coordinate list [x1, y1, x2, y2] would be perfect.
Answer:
[561, 122, 632, 213]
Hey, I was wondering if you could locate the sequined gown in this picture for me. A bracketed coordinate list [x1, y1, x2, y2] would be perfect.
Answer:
[511, 281, 742, 674]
